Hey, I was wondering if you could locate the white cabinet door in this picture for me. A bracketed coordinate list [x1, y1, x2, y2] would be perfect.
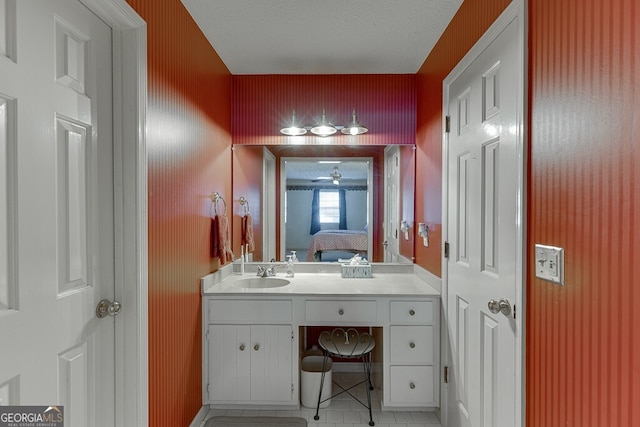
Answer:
[208, 325, 251, 401]
[249, 325, 293, 402]
[207, 324, 293, 403]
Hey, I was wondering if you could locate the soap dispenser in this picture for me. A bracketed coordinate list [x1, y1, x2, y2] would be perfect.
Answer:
[285, 255, 295, 278]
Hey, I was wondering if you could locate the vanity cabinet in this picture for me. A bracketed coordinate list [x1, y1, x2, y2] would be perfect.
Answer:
[202, 272, 441, 411]
[385, 300, 439, 408]
[203, 298, 296, 406]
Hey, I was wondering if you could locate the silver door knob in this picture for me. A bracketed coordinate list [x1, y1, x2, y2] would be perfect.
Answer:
[487, 298, 511, 316]
[96, 299, 121, 318]
[382, 240, 389, 249]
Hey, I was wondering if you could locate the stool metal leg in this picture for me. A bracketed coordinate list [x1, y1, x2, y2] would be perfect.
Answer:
[363, 352, 375, 426]
[314, 353, 330, 421]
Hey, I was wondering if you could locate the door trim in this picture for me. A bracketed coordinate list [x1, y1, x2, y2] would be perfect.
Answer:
[440, 1, 526, 426]
[78, 1, 148, 425]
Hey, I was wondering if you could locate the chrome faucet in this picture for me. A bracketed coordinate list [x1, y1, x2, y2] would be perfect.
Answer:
[256, 265, 278, 277]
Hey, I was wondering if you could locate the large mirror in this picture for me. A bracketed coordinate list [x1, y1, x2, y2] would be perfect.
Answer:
[232, 144, 415, 264]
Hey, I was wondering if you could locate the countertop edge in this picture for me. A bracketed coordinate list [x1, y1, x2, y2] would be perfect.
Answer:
[201, 266, 441, 297]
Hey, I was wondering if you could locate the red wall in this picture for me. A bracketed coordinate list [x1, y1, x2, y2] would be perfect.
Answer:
[232, 145, 264, 261]
[125, 1, 232, 425]
[528, 0, 640, 425]
[233, 75, 416, 146]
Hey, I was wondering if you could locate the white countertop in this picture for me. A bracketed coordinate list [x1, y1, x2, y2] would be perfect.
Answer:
[202, 267, 440, 297]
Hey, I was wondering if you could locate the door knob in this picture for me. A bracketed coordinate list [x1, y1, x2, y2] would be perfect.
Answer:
[487, 298, 511, 316]
[96, 299, 121, 318]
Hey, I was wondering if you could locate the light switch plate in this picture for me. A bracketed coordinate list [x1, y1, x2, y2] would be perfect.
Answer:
[535, 244, 564, 285]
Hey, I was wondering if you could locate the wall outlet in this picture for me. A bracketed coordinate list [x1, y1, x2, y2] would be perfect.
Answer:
[535, 244, 564, 285]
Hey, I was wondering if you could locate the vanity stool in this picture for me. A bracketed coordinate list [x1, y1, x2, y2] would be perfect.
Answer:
[314, 328, 376, 426]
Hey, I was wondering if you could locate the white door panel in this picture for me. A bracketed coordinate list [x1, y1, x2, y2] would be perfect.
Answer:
[0, 0, 115, 425]
[445, 12, 521, 427]
[384, 145, 400, 262]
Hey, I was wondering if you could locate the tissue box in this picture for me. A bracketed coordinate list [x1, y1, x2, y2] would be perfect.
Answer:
[340, 264, 372, 278]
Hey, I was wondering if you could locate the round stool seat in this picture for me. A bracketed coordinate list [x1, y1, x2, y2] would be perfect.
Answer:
[318, 328, 375, 358]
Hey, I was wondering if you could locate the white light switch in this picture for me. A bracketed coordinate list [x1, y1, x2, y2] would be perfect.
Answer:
[535, 244, 564, 285]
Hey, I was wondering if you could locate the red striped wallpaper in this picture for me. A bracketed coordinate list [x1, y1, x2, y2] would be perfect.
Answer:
[232, 145, 264, 261]
[528, 0, 640, 425]
[125, 0, 232, 426]
[232, 75, 416, 146]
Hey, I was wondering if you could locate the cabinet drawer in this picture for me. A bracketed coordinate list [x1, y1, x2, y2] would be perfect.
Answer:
[389, 365, 434, 405]
[305, 300, 377, 323]
[389, 300, 434, 324]
[389, 326, 434, 364]
[208, 299, 292, 323]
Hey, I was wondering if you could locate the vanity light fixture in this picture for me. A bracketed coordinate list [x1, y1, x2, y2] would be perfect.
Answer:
[280, 109, 368, 137]
[280, 110, 307, 136]
[310, 109, 337, 137]
[341, 109, 368, 135]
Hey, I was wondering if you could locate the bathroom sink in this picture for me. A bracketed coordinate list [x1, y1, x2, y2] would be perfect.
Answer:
[234, 277, 290, 289]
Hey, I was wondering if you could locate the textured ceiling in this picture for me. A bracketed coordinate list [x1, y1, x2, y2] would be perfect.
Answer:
[181, 0, 463, 74]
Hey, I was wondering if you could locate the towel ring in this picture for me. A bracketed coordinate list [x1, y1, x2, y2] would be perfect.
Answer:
[239, 196, 250, 215]
[211, 192, 227, 216]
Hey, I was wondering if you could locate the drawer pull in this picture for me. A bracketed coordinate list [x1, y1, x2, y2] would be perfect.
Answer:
[254, 344, 260, 351]
[409, 382, 416, 389]
[409, 309, 416, 316]
[239, 344, 245, 351]
[409, 342, 416, 349]
[338, 308, 344, 316]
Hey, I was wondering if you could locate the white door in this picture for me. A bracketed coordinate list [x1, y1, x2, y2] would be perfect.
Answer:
[262, 147, 276, 262]
[383, 145, 400, 262]
[0, 0, 116, 425]
[445, 10, 522, 427]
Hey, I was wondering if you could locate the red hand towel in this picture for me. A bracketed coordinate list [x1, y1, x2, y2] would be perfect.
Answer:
[212, 214, 233, 264]
[242, 213, 256, 253]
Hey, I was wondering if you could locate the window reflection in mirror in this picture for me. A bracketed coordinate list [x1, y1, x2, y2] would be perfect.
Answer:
[232, 144, 415, 264]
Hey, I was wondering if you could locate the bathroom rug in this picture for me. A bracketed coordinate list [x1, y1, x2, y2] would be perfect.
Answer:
[204, 416, 307, 427]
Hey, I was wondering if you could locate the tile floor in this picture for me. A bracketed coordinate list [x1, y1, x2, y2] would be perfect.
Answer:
[201, 372, 441, 427]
